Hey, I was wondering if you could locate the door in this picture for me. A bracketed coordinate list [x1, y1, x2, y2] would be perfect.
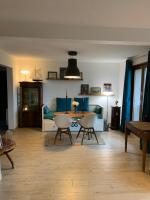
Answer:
[0, 66, 8, 130]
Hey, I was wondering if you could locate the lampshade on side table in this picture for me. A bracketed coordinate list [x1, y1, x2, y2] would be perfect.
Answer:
[111, 106, 121, 130]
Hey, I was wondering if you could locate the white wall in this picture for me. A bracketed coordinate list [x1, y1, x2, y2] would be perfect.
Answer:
[0, 49, 12, 67]
[133, 54, 148, 65]
[118, 61, 126, 105]
[13, 57, 123, 124]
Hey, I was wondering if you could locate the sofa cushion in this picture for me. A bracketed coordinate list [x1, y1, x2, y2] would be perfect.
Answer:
[74, 97, 89, 111]
[89, 105, 103, 119]
[44, 105, 50, 114]
[56, 98, 72, 112]
[44, 111, 54, 120]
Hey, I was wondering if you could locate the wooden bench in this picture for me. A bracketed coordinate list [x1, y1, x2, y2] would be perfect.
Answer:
[125, 121, 150, 172]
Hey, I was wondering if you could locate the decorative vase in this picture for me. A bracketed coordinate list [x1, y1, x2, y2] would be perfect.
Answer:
[74, 105, 77, 113]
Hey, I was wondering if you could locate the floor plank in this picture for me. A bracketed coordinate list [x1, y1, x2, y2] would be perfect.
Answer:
[0, 128, 150, 200]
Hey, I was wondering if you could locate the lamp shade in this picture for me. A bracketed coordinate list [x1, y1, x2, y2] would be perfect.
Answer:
[64, 58, 80, 79]
[20, 70, 29, 75]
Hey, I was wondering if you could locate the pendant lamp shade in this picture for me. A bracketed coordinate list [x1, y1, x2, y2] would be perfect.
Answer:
[64, 51, 81, 79]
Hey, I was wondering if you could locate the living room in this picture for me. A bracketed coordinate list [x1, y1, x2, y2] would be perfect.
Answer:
[1, 1, 150, 199]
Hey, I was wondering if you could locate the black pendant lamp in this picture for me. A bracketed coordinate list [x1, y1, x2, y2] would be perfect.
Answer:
[64, 51, 81, 79]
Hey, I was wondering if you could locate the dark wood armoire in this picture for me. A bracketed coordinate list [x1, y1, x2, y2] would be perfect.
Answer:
[19, 82, 43, 127]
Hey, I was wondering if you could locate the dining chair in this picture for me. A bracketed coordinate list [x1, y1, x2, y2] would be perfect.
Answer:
[76, 114, 99, 145]
[0, 130, 16, 168]
[54, 115, 73, 144]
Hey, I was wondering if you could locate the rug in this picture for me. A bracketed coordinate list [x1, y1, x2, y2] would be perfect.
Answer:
[44, 131, 105, 146]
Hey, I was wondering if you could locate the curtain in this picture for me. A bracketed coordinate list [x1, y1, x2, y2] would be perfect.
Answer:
[142, 51, 150, 121]
[141, 51, 150, 152]
[120, 59, 133, 132]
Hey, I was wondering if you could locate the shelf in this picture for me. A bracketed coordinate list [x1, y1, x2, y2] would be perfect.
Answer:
[47, 78, 83, 81]
[79, 93, 114, 96]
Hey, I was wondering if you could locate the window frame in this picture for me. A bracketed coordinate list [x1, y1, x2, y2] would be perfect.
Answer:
[131, 62, 147, 121]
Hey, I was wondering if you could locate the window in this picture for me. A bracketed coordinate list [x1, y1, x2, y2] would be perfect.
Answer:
[132, 63, 147, 121]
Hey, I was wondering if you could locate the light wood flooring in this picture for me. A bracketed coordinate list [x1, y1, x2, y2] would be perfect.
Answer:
[0, 128, 150, 200]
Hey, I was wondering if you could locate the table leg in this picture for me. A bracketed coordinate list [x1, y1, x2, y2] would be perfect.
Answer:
[142, 139, 147, 172]
[125, 127, 129, 152]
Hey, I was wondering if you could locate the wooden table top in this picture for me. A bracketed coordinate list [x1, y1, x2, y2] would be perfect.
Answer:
[126, 121, 150, 132]
[54, 111, 95, 118]
[126, 121, 150, 140]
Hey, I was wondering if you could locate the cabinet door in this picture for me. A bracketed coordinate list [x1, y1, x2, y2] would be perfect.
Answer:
[21, 111, 35, 127]
[111, 107, 120, 130]
[22, 87, 39, 111]
[19, 82, 43, 127]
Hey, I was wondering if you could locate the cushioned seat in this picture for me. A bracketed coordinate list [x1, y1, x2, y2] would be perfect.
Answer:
[54, 115, 73, 144]
[76, 114, 99, 145]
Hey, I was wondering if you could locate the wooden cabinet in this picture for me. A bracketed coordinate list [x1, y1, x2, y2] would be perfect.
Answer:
[19, 82, 43, 127]
[111, 106, 121, 130]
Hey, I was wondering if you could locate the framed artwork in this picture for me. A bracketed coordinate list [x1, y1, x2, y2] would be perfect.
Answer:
[60, 67, 67, 79]
[103, 83, 112, 92]
[81, 84, 89, 95]
[48, 71, 57, 79]
[90, 87, 101, 95]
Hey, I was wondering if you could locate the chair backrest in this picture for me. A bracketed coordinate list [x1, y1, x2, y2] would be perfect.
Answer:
[79, 114, 96, 128]
[54, 115, 72, 128]
[0, 129, 15, 150]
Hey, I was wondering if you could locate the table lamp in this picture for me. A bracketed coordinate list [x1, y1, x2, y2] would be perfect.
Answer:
[20, 70, 30, 81]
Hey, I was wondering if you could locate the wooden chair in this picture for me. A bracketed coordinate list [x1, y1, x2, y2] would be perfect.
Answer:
[76, 114, 99, 145]
[0, 130, 16, 169]
[54, 115, 73, 144]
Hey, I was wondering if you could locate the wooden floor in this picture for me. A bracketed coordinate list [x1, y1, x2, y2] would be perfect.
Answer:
[0, 128, 150, 200]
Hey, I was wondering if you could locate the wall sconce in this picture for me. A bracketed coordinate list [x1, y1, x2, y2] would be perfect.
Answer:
[20, 70, 30, 81]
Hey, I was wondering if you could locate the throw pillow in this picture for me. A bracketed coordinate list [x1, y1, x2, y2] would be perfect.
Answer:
[74, 97, 89, 111]
[44, 105, 50, 114]
[56, 98, 72, 112]
[44, 111, 54, 120]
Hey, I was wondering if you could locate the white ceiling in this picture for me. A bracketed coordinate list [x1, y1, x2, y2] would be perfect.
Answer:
[0, 0, 150, 62]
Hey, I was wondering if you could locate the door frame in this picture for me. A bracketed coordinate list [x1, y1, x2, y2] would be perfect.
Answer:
[0, 64, 14, 129]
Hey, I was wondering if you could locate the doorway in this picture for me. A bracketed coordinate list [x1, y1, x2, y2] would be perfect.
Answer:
[0, 66, 8, 130]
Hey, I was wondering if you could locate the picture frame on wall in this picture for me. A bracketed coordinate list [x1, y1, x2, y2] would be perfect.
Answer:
[103, 83, 112, 92]
[48, 71, 57, 79]
[90, 87, 101, 95]
[81, 84, 89, 95]
[60, 67, 67, 79]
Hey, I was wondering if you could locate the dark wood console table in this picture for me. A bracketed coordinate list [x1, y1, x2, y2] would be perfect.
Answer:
[125, 121, 150, 172]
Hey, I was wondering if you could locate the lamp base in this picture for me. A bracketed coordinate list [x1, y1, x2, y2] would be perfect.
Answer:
[104, 120, 109, 131]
